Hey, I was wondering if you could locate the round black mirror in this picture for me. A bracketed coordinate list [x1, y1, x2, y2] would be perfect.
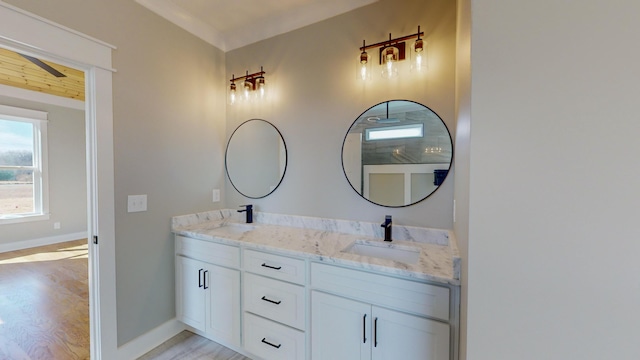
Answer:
[225, 119, 287, 198]
[341, 100, 453, 207]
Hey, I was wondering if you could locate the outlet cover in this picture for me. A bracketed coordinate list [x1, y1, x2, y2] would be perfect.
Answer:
[212, 189, 220, 202]
[127, 195, 147, 213]
[54, 222, 61, 229]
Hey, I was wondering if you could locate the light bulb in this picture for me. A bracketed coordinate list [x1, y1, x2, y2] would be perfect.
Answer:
[381, 47, 398, 78]
[386, 54, 394, 72]
[359, 48, 369, 81]
[229, 75, 237, 105]
[257, 76, 265, 99]
[244, 80, 252, 100]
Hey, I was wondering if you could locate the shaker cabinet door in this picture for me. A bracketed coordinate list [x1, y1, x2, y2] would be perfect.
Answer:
[311, 291, 371, 360]
[371, 306, 450, 360]
[176, 256, 206, 331]
[204, 263, 241, 348]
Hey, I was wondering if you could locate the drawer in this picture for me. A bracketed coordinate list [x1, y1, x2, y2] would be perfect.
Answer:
[175, 235, 240, 268]
[311, 262, 450, 321]
[243, 249, 305, 284]
[244, 273, 305, 330]
[243, 312, 305, 360]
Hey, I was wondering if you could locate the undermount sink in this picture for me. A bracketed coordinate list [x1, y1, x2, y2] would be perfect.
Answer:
[341, 240, 421, 264]
[212, 222, 256, 234]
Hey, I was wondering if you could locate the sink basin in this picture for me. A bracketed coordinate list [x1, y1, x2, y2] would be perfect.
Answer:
[212, 222, 256, 234]
[341, 240, 421, 264]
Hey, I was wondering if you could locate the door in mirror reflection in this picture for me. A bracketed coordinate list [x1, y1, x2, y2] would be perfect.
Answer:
[225, 119, 287, 198]
[341, 100, 453, 207]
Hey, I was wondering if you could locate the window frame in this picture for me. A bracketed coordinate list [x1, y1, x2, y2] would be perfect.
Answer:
[364, 123, 424, 141]
[0, 104, 49, 224]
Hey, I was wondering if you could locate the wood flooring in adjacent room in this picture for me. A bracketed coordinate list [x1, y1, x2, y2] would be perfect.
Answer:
[0, 239, 89, 360]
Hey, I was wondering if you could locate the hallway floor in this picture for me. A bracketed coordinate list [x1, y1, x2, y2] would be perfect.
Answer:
[0, 239, 89, 360]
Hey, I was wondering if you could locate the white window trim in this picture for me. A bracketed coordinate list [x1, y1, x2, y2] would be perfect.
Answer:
[0, 104, 49, 224]
[365, 123, 424, 141]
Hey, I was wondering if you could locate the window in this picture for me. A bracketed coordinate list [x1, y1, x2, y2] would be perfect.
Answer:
[365, 123, 424, 141]
[0, 105, 49, 224]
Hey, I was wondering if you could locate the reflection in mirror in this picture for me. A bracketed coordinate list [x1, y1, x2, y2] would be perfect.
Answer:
[342, 100, 453, 207]
[225, 119, 287, 199]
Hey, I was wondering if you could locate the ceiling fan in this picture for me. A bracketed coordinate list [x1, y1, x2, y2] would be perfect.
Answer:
[19, 53, 66, 78]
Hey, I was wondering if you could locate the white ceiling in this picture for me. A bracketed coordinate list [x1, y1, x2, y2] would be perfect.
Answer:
[135, 0, 378, 52]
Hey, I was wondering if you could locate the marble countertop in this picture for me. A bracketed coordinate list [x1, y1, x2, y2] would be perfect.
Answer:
[172, 210, 461, 286]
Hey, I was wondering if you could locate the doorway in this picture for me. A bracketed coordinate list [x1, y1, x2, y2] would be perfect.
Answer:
[0, 3, 118, 358]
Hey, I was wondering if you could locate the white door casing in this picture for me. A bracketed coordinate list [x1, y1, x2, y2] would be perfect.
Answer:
[0, 3, 117, 359]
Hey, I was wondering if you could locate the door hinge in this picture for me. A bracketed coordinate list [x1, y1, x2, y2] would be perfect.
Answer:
[93, 235, 98, 244]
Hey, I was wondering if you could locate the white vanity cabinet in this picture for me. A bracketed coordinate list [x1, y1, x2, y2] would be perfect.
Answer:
[310, 262, 451, 360]
[175, 235, 241, 349]
[174, 231, 459, 360]
[242, 249, 306, 360]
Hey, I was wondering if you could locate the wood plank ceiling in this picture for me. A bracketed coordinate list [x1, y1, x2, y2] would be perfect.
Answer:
[0, 48, 85, 101]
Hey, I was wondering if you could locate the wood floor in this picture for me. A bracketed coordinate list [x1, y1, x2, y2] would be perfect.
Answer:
[0, 239, 90, 360]
[0, 240, 250, 360]
[138, 331, 251, 360]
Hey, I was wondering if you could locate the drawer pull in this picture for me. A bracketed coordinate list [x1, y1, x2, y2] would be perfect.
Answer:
[203, 270, 209, 289]
[261, 338, 281, 349]
[261, 296, 282, 305]
[261, 263, 282, 270]
[198, 269, 204, 288]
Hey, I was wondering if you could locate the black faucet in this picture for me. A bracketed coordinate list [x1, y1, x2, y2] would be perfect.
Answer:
[381, 215, 392, 241]
[238, 204, 253, 223]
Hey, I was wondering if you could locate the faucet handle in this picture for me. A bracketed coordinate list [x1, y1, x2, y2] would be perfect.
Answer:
[239, 204, 253, 210]
[381, 215, 392, 227]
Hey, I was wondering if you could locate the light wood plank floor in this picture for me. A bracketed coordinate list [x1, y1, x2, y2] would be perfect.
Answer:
[0, 239, 90, 360]
[138, 331, 251, 360]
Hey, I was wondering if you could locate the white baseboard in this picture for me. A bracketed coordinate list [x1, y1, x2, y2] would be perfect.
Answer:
[117, 318, 185, 360]
[0, 231, 88, 253]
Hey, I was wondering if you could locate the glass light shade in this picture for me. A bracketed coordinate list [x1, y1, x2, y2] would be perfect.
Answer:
[229, 83, 237, 105]
[358, 50, 370, 81]
[411, 38, 427, 73]
[243, 80, 252, 100]
[257, 76, 266, 99]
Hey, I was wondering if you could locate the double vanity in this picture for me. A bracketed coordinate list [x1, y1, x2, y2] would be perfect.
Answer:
[172, 209, 461, 360]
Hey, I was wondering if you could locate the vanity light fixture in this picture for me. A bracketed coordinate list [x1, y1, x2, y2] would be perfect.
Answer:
[358, 26, 425, 80]
[229, 66, 266, 104]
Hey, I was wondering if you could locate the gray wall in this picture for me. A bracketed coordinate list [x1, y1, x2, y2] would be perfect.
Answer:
[464, 0, 640, 359]
[0, 95, 86, 244]
[5, 0, 227, 345]
[225, 0, 457, 229]
[453, 1, 470, 358]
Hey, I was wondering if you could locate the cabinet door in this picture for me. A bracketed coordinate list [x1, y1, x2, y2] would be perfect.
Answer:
[371, 307, 450, 360]
[176, 256, 206, 331]
[204, 264, 241, 348]
[311, 291, 371, 360]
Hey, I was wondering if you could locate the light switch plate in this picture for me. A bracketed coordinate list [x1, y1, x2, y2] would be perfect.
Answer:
[212, 189, 220, 202]
[128, 195, 147, 212]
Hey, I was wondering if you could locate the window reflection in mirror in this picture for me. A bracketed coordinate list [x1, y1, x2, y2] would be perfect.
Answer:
[225, 119, 287, 199]
[342, 100, 453, 207]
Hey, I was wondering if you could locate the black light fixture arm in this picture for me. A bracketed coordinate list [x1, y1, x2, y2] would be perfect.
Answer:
[230, 66, 266, 83]
[359, 26, 424, 52]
